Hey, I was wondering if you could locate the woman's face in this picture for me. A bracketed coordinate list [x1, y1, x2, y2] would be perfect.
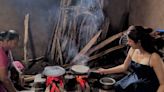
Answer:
[127, 37, 139, 49]
[9, 39, 18, 49]
[3, 39, 18, 49]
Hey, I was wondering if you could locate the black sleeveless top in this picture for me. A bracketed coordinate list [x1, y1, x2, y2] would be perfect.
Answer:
[129, 60, 159, 91]
[115, 60, 159, 92]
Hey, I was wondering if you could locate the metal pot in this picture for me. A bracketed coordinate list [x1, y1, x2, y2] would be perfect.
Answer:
[70, 64, 90, 75]
[42, 66, 65, 77]
[99, 77, 116, 90]
[70, 65, 103, 78]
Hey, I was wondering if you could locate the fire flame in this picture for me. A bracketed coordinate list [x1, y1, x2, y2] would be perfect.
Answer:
[76, 76, 86, 89]
[46, 76, 63, 92]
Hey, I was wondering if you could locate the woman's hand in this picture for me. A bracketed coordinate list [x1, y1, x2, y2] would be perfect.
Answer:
[19, 75, 25, 87]
[95, 68, 109, 75]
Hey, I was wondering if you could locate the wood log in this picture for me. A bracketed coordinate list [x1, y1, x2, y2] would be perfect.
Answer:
[45, 85, 50, 92]
[23, 14, 29, 65]
[79, 30, 102, 55]
[89, 45, 125, 61]
[57, 37, 63, 65]
[87, 31, 126, 55]
[71, 30, 102, 63]
[27, 56, 44, 62]
[23, 75, 35, 82]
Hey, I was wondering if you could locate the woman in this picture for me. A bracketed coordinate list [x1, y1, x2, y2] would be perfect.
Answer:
[96, 26, 164, 92]
[0, 30, 18, 92]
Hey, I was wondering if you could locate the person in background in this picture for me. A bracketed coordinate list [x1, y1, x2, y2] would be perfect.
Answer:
[0, 30, 19, 92]
[96, 26, 164, 92]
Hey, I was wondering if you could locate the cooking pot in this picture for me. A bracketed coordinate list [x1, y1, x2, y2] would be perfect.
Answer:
[64, 75, 77, 91]
[42, 66, 65, 77]
[70, 64, 90, 75]
[70, 65, 102, 78]
[99, 77, 116, 90]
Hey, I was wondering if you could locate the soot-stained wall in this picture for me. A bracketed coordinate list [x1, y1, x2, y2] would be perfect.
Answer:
[129, 0, 164, 29]
[0, 0, 60, 60]
[0, 0, 163, 61]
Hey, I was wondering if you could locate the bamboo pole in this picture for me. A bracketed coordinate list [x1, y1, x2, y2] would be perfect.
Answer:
[23, 14, 29, 65]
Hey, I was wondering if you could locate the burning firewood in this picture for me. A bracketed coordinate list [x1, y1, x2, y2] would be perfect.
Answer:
[69, 30, 127, 65]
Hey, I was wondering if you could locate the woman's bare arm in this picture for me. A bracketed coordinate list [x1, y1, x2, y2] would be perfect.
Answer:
[97, 47, 134, 74]
[151, 53, 164, 92]
[0, 67, 17, 92]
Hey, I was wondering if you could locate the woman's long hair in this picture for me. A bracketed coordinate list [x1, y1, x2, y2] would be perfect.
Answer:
[128, 26, 157, 54]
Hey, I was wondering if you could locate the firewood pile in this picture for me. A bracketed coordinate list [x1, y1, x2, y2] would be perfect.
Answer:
[44, 0, 127, 67]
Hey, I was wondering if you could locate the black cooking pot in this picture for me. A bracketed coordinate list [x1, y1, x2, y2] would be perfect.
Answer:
[64, 74, 77, 91]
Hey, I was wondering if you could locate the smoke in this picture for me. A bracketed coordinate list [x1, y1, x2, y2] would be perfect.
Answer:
[72, 54, 89, 65]
[49, 0, 105, 65]
[62, 0, 104, 64]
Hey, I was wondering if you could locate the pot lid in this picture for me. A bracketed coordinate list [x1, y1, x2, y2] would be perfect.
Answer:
[43, 66, 65, 77]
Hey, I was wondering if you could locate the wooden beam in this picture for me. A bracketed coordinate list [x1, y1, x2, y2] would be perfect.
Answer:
[23, 14, 29, 65]
[89, 45, 125, 61]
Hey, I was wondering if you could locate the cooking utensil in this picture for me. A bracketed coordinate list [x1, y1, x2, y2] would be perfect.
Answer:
[42, 66, 65, 77]
[99, 77, 116, 90]
[70, 65, 103, 79]
[71, 65, 90, 74]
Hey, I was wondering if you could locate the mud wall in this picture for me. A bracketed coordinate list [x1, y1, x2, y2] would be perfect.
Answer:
[0, 0, 60, 60]
[129, 0, 164, 29]
[0, 0, 163, 61]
